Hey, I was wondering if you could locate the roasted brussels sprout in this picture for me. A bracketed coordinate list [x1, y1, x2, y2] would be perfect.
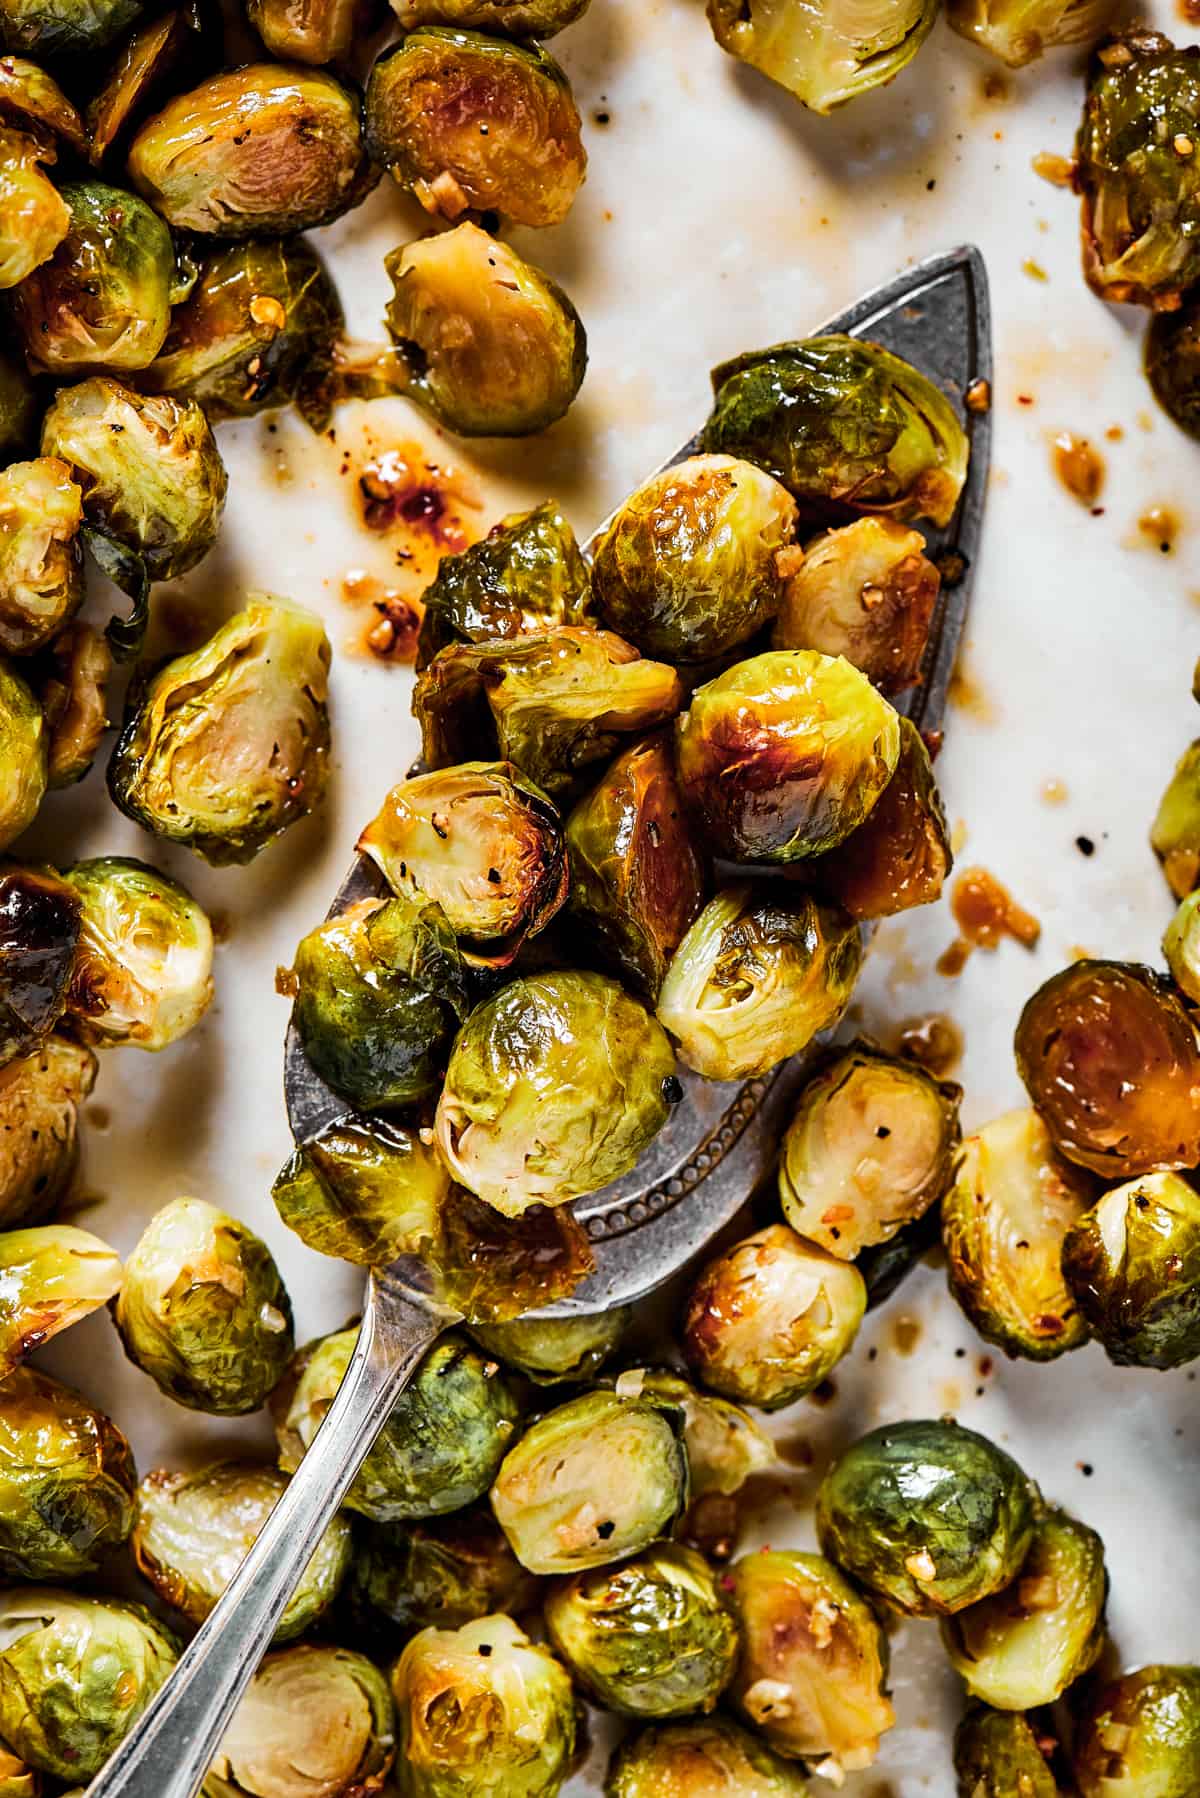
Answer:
[615, 1369, 775, 1497]
[424, 1182, 596, 1322]
[392, 1614, 575, 1798]
[348, 1506, 539, 1643]
[0, 1224, 121, 1377]
[86, 6, 216, 166]
[1015, 961, 1200, 1177]
[0, 351, 36, 459]
[728, 1549, 894, 1773]
[947, 0, 1116, 64]
[436, 969, 675, 1216]
[813, 714, 952, 920]
[816, 1420, 1037, 1617]
[0, 1590, 177, 1781]
[114, 1197, 293, 1413]
[778, 1043, 960, 1259]
[61, 857, 213, 1051]
[0, 662, 45, 850]
[385, 222, 586, 436]
[0, 864, 79, 1066]
[274, 1327, 520, 1521]
[702, 336, 969, 527]
[0, 1038, 95, 1227]
[1061, 1170, 1200, 1369]
[470, 1309, 631, 1384]
[40, 623, 111, 788]
[393, 0, 588, 33]
[0, 1366, 135, 1581]
[358, 763, 568, 969]
[675, 650, 900, 863]
[953, 1706, 1060, 1798]
[491, 1390, 688, 1574]
[657, 884, 862, 1081]
[1151, 740, 1200, 898]
[247, 0, 374, 64]
[0, 0, 140, 54]
[0, 133, 66, 292]
[708, 0, 938, 114]
[1073, 1664, 1200, 1798]
[0, 1744, 37, 1798]
[1165, 889, 1200, 1002]
[773, 518, 938, 693]
[206, 1644, 395, 1798]
[272, 1112, 450, 1267]
[108, 595, 329, 863]
[416, 499, 591, 665]
[0, 460, 83, 656]
[606, 1717, 811, 1798]
[1147, 295, 1200, 443]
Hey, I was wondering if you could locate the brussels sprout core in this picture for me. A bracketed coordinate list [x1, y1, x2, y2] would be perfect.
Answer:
[708, 0, 938, 113]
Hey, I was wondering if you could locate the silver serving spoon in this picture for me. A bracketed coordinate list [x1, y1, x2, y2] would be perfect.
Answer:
[90, 244, 991, 1798]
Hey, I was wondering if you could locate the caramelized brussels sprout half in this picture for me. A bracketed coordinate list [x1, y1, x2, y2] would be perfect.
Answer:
[1147, 295, 1200, 442]
[272, 1111, 450, 1267]
[423, 1182, 596, 1322]
[0, 1366, 135, 1581]
[657, 884, 862, 1081]
[61, 856, 213, 1051]
[247, 0, 375, 64]
[491, 1390, 688, 1574]
[606, 1717, 811, 1798]
[0, 662, 45, 850]
[86, 6, 216, 166]
[1073, 1664, 1200, 1798]
[953, 1706, 1060, 1798]
[773, 517, 938, 694]
[615, 1369, 775, 1497]
[708, 0, 938, 114]
[416, 499, 591, 664]
[947, 0, 1116, 64]
[0, 351, 36, 459]
[1061, 1170, 1200, 1369]
[814, 714, 952, 919]
[348, 1506, 539, 1644]
[470, 1308, 631, 1384]
[1165, 889, 1200, 1002]
[0, 1224, 121, 1377]
[1151, 739, 1200, 898]
[1015, 960, 1200, 1177]
[385, 222, 586, 436]
[206, 1645, 395, 1798]
[0, 1038, 95, 1227]
[0, 131, 67, 292]
[817, 1421, 1037, 1618]
[0, 460, 82, 657]
[0, 865, 79, 1065]
[41, 622, 111, 787]
[0, 1744, 37, 1798]
[393, 0, 589, 33]
[114, 1197, 294, 1414]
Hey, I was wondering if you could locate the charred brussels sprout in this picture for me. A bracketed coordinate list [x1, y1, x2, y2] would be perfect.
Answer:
[272, 1112, 449, 1267]
[393, 0, 589, 32]
[0, 0, 140, 54]
[0, 1745, 37, 1798]
[708, 0, 937, 113]
[416, 499, 591, 663]
[773, 518, 939, 694]
[683, 1223, 866, 1409]
[0, 1039, 95, 1227]
[674, 651, 900, 863]
[1015, 961, 1200, 1177]
[0, 662, 45, 849]
[657, 884, 862, 1081]
[1147, 296, 1200, 442]
[1151, 740, 1200, 898]
[0, 864, 79, 1066]
[348, 1506, 539, 1643]
[247, 0, 376, 64]
[813, 714, 952, 919]
[1073, 1665, 1200, 1798]
[0, 1225, 122, 1377]
[61, 857, 213, 1051]
[133, 1462, 350, 1643]
[207, 1645, 394, 1798]
[616, 1369, 775, 1497]
[436, 969, 675, 1217]
[114, 1197, 293, 1413]
[947, 0, 1116, 65]
[1061, 1171, 1200, 1369]
[385, 222, 586, 436]
[816, 1420, 1037, 1618]
[0, 460, 83, 656]
[470, 1309, 631, 1383]
[41, 623, 112, 788]
[1165, 890, 1200, 1001]
[108, 596, 329, 862]
[0, 1366, 135, 1580]
[953, 1706, 1060, 1798]
[606, 1717, 811, 1798]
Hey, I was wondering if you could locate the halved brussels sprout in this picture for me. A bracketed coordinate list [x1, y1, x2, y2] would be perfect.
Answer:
[0, 131, 67, 292]
[0, 662, 46, 850]
[61, 857, 213, 1051]
[947, 0, 1117, 65]
[385, 222, 586, 436]
[393, 0, 588, 33]
[416, 500, 592, 665]
[944, 1109, 1095, 1361]
[615, 1369, 775, 1497]
[1061, 1170, 1200, 1369]
[702, 336, 969, 527]
[816, 1420, 1038, 1617]
[591, 455, 797, 662]
[359, 762, 568, 969]
[606, 1717, 811, 1798]
[773, 517, 939, 694]
[86, 6, 216, 166]
[778, 1043, 961, 1260]
[0, 1744, 37, 1798]
[0, 460, 83, 657]
[0, 1366, 135, 1581]
[1073, 1664, 1200, 1798]
[436, 969, 675, 1217]
[0, 1038, 95, 1227]
[683, 1223, 866, 1409]
[728, 1549, 894, 1774]
[0, 0, 140, 54]
[114, 1197, 294, 1414]
[546, 1543, 739, 1718]
[0, 864, 80, 1065]
[41, 623, 112, 788]
[1147, 296, 1200, 443]
[953, 1705, 1060, 1798]
[348, 1506, 539, 1644]
[813, 714, 952, 920]
[1165, 890, 1200, 1002]
[272, 1112, 450, 1268]
[470, 1309, 631, 1384]
[133, 1462, 350, 1643]
[274, 1327, 520, 1521]
[0, 1225, 121, 1377]
[0, 351, 37, 460]
[107, 595, 329, 863]
[424, 1182, 596, 1322]
[1014, 961, 1200, 1177]
[491, 1389, 688, 1574]
[392, 1614, 575, 1798]
[708, 0, 938, 113]
[1151, 740, 1200, 898]
[674, 650, 901, 863]
[657, 884, 862, 1081]
[206, 1645, 395, 1798]
[247, 0, 375, 64]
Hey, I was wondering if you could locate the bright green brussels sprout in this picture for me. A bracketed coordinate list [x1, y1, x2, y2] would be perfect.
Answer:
[416, 500, 592, 666]
[114, 1196, 294, 1414]
[1165, 889, 1200, 1001]
[953, 1705, 1060, 1798]
[385, 222, 586, 436]
[728, 1549, 894, 1774]
[0, 1366, 135, 1581]
[773, 517, 939, 695]
[393, 0, 588, 33]
[85, 6, 217, 166]
[0, 1744, 38, 1798]
[1147, 295, 1200, 443]
[947, 0, 1115, 64]
[613, 1369, 775, 1497]
[0, 1038, 96, 1228]
[816, 1420, 1038, 1618]
[392, 1614, 575, 1798]
[682, 1223, 865, 1409]
[436, 969, 675, 1217]
[1151, 739, 1200, 898]
[1073, 1664, 1200, 1798]
[0, 661, 46, 850]
[128, 65, 372, 236]
[675, 651, 900, 863]
[942, 1507, 1107, 1711]
[0, 460, 83, 657]
[470, 1309, 631, 1384]
[0, 1589, 177, 1781]
[778, 1043, 961, 1260]
[205, 1644, 395, 1798]
[0, 351, 37, 459]
[0, 864, 80, 1066]
[246, 0, 376, 64]
[274, 1327, 520, 1522]
[272, 1111, 450, 1267]
[1061, 1170, 1200, 1369]
[41, 622, 112, 788]
[491, 1390, 688, 1575]
[812, 713, 952, 920]
[107, 595, 330, 863]
[657, 884, 862, 1081]
[708, 0, 937, 113]
[348, 1506, 539, 1645]
[605, 1716, 811, 1798]
[133, 1462, 350, 1643]
[0, 1224, 122, 1378]
[358, 762, 568, 969]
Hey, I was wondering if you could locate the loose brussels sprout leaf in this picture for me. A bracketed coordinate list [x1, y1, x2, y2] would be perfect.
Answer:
[0, 1743, 38, 1798]
[546, 1543, 739, 1719]
[779, 1043, 961, 1260]
[702, 336, 969, 527]
[1073, 1664, 1200, 1798]
[947, 0, 1116, 65]
[0, 0, 140, 54]
[347, 1506, 539, 1645]
[0, 661, 46, 850]
[114, 1196, 294, 1414]
[393, 0, 589, 34]
[206, 1645, 395, 1798]
[247, 0, 375, 65]
[683, 1223, 866, 1409]
[0, 1038, 95, 1227]
[1165, 889, 1200, 1002]
[62, 856, 214, 1051]
[470, 1308, 631, 1383]
[128, 65, 373, 236]
[657, 884, 862, 1081]
[813, 714, 952, 919]
[0, 459, 83, 657]
[359, 762, 568, 968]
[416, 626, 683, 800]
[943, 1108, 1095, 1361]
[615, 1368, 775, 1497]
[392, 1615, 575, 1798]
[0, 130, 67, 292]
[953, 1705, 1060, 1798]
[773, 518, 939, 694]
[108, 595, 329, 863]
[708, 0, 937, 113]
[0, 864, 80, 1065]
[1014, 960, 1200, 1177]
[675, 650, 901, 863]
[1062, 1170, 1200, 1369]
[81, 524, 149, 662]
[272, 1111, 450, 1268]
[133, 1462, 350, 1643]
[0, 1365, 135, 1581]
[436, 969, 675, 1217]
[40, 623, 112, 787]
[728, 1549, 894, 1773]
[87, 6, 215, 166]
[0, 1224, 121, 1377]
[367, 30, 585, 227]
[491, 1389, 688, 1574]
[416, 499, 592, 666]
[606, 1716, 811, 1798]
[816, 1419, 1037, 1617]
[385, 222, 586, 436]
[0, 352, 37, 460]
[858, 1203, 942, 1311]
[273, 1327, 520, 1521]
[1151, 739, 1200, 898]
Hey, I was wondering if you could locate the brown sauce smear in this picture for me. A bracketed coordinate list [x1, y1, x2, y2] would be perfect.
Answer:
[938, 866, 1041, 976]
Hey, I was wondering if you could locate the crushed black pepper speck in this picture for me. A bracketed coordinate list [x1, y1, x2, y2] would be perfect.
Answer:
[1076, 835, 1095, 857]
[662, 1075, 684, 1104]
[596, 1520, 615, 1540]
